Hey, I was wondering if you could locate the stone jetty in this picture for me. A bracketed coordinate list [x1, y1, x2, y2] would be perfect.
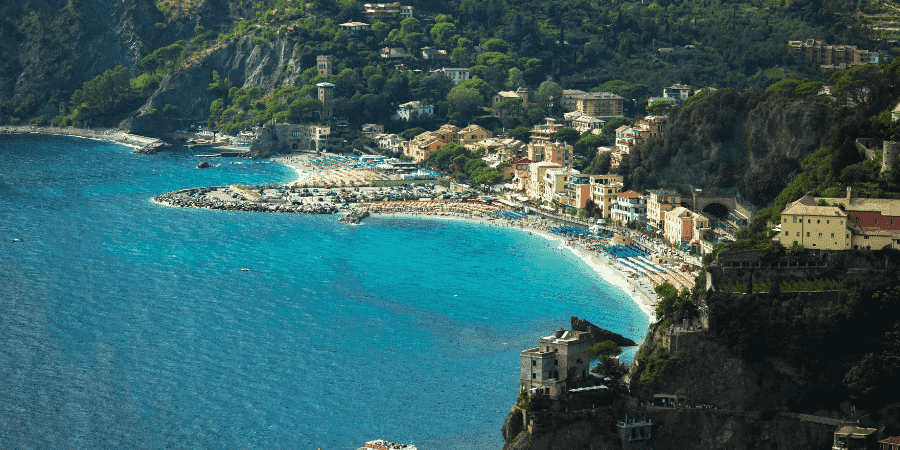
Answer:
[154, 185, 338, 214]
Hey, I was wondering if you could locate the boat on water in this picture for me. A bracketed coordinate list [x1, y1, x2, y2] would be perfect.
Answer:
[357, 439, 417, 450]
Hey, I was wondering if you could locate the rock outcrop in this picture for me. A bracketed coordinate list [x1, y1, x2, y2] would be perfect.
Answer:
[570, 316, 638, 347]
[122, 35, 306, 135]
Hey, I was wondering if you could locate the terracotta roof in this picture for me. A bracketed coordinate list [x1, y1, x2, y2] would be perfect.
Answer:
[880, 436, 900, 444]
[617, 190, 642, 199]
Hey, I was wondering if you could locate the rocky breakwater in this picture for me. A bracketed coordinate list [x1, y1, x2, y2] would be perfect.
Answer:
[571, 315, 638, 347]
[154, 185, 338, 214]
[338, 209, 370, 225]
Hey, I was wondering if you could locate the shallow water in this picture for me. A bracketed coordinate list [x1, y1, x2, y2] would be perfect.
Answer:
[0, 134, 648, 449]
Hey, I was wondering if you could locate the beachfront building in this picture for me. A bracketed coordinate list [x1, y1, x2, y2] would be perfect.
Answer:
[664, 206, 710, 246]
[563, 175, 593, 209]
[527, 161, 562, 201]
[646, 189, 682, 230]
[543, 167, 581, 206]
[589, 174, 624, 219]
[520, 329, 592, 399]
[510, 157, 534, 191]
[610, 190, 647, 224]
[394, 101, 433, 121]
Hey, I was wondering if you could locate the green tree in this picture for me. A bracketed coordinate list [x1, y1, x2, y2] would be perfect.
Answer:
[646, 100, 673, 116]
[508, 126, 531, 143]
[430, 22, 457, 47]
[552, 127, 580, 145]
[590, 340, 623, 359]
[447, 86, 484, 118]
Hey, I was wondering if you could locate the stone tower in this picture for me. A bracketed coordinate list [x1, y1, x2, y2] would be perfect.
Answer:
[517, 87, 529, 107]
[316, 55, 333, 78]
[882, 141, 899, 175]
[317, 82, 335, 120]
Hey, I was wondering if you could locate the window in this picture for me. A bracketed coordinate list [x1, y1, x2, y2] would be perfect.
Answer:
[817, 219, 820, 224]
[875, 219, 879, 225]
[554, 360, 558, 366]
[831, 233, 834, 238]
[785, 231, 789, 236]
[546, 346, 550, 352]
[784, 218, 787, 223]
[840, 221, 843, 225]
[532, 373, 536, 379]
[797, 232, 800, 236]
[793, 216, 797, 223]
[806, 232, 810, 237]
[819, 233, 823, 237]
[532, 360, 536, 366]
[827, 220, 829, 224]
[808, 219, 811, 223]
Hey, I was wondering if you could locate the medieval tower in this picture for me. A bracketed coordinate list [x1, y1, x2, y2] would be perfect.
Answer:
[316, 55, 333, 78]
[317, 82, 335, 120]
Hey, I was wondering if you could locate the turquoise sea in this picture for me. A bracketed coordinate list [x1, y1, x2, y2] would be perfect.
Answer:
[0, 134, 648, 449]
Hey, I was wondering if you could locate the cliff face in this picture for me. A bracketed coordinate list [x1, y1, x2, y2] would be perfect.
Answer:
[0, 1, 169, 104]
[500, 323, 838, 450]
[630, 91, 839, 205]
[0, 0, 239, 120]
[122, 35, 306, 134]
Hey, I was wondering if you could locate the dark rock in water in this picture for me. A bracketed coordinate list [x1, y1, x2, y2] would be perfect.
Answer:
[571, 315, 638, 347]
[339, 209, 370, 225]
[197, 160, 210, 169]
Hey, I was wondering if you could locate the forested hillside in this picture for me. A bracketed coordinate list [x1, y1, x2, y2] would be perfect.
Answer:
[0, 0, 889, 132]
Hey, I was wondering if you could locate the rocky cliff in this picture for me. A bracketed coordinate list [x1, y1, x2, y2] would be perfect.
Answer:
[500, 322, 842, 450]
[122, 35, 306, 134]
[570, 316, 637, 348]
[628, 90, 842, 206]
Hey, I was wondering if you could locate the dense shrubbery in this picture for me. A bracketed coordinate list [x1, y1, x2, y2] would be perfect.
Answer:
[718, 277, 844, 293]
[707, 265, 900, 410]
[424, 143, 504, 189]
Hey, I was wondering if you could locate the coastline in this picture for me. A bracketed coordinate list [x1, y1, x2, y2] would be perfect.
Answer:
[271, 154, 660, 326]
[1, 125, 163, 149]
[362, 210, 659, 325]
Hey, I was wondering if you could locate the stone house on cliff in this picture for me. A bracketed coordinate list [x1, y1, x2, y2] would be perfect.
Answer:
[519, 329, 591, 398]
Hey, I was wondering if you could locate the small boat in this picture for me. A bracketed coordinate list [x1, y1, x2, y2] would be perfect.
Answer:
[241, 268, 249, 272]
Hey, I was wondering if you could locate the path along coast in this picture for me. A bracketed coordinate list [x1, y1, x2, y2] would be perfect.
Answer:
[1, 125, 169, 151]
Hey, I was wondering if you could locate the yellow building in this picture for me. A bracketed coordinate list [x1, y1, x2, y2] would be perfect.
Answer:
[778, 195, 851, 250]
[646, 189, 682, 230]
